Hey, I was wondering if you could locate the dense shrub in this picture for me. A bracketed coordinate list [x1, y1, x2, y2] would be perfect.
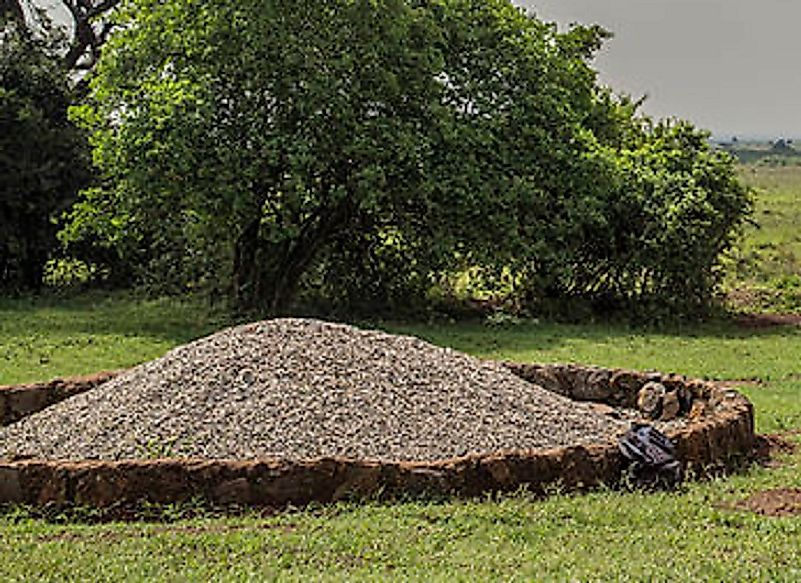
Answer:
[515, 121, 751, 316]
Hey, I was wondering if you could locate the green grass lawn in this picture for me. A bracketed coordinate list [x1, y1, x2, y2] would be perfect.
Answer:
[1, 295, 801, 580]
[0, 292, 232, 386]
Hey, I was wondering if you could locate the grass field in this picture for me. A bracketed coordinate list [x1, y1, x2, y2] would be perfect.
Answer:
[727, 164, 801, 312]
[1, 294, 801, 580]
[0, 164, 800, 580]
[0, 293, 230, 386]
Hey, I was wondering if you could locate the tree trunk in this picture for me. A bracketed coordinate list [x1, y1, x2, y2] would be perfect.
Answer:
[1, 0, 119, 72]
[61, 0, 120, 71]
[19, 213, 46, 291]
[232, 198, 353, 314]
[232, 218, 262, 310]
[267, 198, 354, 313]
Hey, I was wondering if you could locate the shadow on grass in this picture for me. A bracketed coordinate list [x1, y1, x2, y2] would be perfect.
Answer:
[0, 291, 234, 346]
[2, 291, 801, 383]
[3, 290, 799, 347]
[383, 317, 801, 385]
[384, 317, 801, 355]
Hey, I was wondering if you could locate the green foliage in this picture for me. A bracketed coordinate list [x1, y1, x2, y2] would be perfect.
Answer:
[0, 20, 91, 291]
[565, 121, 752, 316]
[64, 0, 751, 317]
[66, 0, 451, 310]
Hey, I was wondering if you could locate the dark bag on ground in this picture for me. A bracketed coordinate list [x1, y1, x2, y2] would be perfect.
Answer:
[618, 423, 683, 489]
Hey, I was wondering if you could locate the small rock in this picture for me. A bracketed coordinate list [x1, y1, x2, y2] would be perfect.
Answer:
[637, 382, 666, 419]
[610, 370, 641, 392]
[660, 391, 681, 421]
[609, 370, 644, 406]
[572, 368, 613, 402]
[689, 400, 708, 420]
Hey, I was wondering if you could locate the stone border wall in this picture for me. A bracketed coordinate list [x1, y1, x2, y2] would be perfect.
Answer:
[0, 372, 122, 427]
[502, 362, 755, 469]
[0, 364, 754, 510]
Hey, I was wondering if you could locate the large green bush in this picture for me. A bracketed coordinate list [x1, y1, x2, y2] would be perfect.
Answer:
[64, 0, 751, 316]
[514, 121, 751, 316]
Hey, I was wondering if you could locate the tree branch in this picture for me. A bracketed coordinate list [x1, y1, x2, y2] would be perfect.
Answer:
[2, 0, 120, 72]
[1, 0, 27, 28]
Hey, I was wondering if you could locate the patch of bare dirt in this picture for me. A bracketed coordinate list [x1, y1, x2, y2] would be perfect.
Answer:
[735, 488, 801, 517]
[753, 434, 798, 468]
[722, 435, 801, 517]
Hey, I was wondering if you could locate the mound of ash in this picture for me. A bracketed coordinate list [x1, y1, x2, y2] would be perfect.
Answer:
[0, 319, 628, 462]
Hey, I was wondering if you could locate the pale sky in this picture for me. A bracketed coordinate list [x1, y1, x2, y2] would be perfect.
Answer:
[514, 0, 801, 140]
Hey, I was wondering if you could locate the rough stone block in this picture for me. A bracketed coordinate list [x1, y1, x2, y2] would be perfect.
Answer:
[637, 381, 666, 419]
[660, 391, 681, 421]
[0, 466, 22, 502]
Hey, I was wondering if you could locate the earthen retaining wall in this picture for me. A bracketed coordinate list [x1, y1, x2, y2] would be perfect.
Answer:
[0, 363, 755, 510]
[0, 372, 122, 426]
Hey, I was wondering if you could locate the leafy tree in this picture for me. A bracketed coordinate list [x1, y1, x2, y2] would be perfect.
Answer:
[1, 0, 119, 71]
[0, 17, 90, 290]
[65, 0, 751, 316]
[65, 0, 607, 309]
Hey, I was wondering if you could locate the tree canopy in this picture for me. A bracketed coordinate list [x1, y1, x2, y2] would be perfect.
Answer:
[64, 0, 751, 316]
[0, 17, 90, 290]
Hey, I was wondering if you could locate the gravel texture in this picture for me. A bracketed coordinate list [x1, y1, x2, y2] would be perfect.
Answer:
[0, 319, 629, 462]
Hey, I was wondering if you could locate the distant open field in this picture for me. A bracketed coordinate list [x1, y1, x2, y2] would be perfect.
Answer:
[726, 163, 801, 312]
[722, 141, 801, 166]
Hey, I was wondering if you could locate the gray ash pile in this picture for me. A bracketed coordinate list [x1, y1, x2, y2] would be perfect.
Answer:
[0, 319, 628, 462]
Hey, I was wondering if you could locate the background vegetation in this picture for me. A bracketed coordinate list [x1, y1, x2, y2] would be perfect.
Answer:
[1, 0, 751, 319]
[0, 16, 90, 292]
[725, 164, 801, 312]
[1, 160, 799, 576]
